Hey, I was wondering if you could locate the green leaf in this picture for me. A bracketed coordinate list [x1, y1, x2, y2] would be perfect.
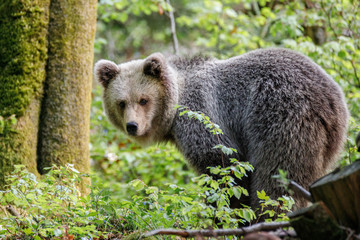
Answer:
[242, 187, 249, 196]
[53, 229, 62, 237]
[338, 50, 347, 58]
[263, 209, 275, 217]
[129, 179, 146, 191]
[210, 180, 219, 189]
[224, 8, 237, 18]
[87, 211, 98, 217]
[257, 190, 269, 201]
[24, 228, 32, 235]
[233, 187, 241, 199]
[119, 12, 128, 23]
[241, 208, 255, 222]
[210, 166, 221, 175]
[207, 193, 219, 203]
[179, 110, 189, 116]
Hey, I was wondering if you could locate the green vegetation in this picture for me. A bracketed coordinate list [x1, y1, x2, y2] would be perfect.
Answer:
[0, 0, 359, 239]
[95, 0, 359, 161]
[0, 118, 291, 239]
[0, 0, 49, 118]
[92, 0, 359, 237]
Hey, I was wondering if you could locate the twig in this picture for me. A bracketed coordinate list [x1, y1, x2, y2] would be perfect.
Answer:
[144, 221, 291, 238]
[166, 0, 179, 55]
[321, 0, 338, 38]
[339, 225, 360, 240]
[289, 180, 312, 202]
[350, 60, 360, 87]
[347, 138, 353, 165]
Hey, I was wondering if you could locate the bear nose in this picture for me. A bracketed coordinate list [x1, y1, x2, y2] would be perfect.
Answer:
[126, 122, 138, 136]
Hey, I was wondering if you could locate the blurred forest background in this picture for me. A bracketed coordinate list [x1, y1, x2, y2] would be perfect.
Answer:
[92, 0, 360, 201]
[90, 0, 360, 236]
[1, 0, 359, 239]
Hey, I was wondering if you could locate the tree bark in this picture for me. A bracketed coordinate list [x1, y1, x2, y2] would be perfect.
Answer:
[310, 160, 360, 232]
[0, 0, 50, 184]
[37, 0, 97, 192]
[0, 0, 97, 193]
[289, 202, 346, 240]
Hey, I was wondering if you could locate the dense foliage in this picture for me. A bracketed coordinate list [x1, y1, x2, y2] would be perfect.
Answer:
[93, 0, 360, 237]
[1, 0, 359, 239]
[95, 0, 359, 160]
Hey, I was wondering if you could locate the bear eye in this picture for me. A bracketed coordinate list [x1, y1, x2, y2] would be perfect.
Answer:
[139, 99, 148, 106]
[119, 101, 126, 109]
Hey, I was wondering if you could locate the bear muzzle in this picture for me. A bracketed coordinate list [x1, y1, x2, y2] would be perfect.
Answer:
[126, 122, 138, 136]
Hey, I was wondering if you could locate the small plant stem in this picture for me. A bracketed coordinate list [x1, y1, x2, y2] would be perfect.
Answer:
[166, 0, 179, 55]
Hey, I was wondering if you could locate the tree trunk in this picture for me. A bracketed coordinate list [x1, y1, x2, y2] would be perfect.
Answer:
[0, 0, 50, 184]
[37, 0, 97, 190]
[289, 202, 346, 240]
[0, 0, 97, 192]
[310, 160, 360, 232]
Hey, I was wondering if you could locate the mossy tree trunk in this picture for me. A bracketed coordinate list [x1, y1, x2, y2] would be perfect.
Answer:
[0, 0, 50, 184]
[0, 0, 97, 192]
[37, 0, 97, 186]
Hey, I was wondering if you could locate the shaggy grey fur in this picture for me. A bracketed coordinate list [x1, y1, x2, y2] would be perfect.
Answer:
[95, 48, 349, 210]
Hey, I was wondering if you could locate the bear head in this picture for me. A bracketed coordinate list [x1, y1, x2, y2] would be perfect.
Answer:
[94, 53, 179, 146]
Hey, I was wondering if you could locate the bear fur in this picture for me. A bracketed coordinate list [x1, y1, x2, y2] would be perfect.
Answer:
[94, 48, 349, 210]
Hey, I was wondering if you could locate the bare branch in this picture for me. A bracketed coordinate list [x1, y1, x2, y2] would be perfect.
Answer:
[166, 0, 179, 55]
[350, 59, 360, 87]
[339, 226, 360, 240]
[289, 180, 312, 202]
[321, 0, 338, 38]
[144, 221, 291, 238]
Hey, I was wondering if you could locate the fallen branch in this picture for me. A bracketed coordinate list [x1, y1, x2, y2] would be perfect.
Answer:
[339, 226, 360, 240]
[144, 221, 290, 238]
[289, 180, 312, 202]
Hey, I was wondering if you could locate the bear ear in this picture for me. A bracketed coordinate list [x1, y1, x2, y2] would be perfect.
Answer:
[143, 53, 166, 79]
[94, 60, 119, 88]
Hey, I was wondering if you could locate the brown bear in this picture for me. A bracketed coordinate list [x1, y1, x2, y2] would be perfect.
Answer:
[94, 48, 349, 211]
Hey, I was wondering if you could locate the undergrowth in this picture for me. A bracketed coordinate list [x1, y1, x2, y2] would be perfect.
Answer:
[0, 163, 292, 239]
[0, 99, 294, 239]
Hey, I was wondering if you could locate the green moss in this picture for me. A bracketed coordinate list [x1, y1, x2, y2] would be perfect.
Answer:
[0, 0, 50, 185]
[37, 0, 97, 193]
[0, 0, 96, 193]
[0, 1, 49, 117]
[0, 99, 42, 184]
